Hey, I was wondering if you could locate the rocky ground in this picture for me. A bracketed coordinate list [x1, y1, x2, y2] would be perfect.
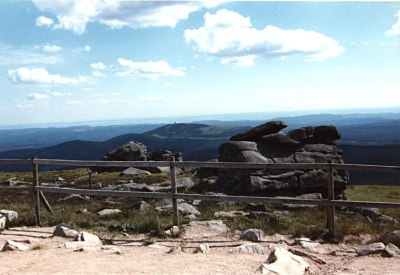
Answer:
[1, 224, 400, 275]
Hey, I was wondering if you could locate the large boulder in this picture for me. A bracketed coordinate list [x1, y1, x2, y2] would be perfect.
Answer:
[230, 121, 287, 141]
[218, 121, 348, 198]
[102, 141, 147, 162]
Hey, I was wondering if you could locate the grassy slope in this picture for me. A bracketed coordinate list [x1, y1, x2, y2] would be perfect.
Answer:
[1, 170, 399, 242]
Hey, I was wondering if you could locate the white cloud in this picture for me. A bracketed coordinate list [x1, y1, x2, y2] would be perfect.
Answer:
[90, 62, 106, 70]
[84, 45, 91, 52]
[35, 15, 54, 27]
[32, 1, 223, 34]
[386, 10, 400, 36]
[27, 93, 49, 100]
[117, 58, 185, 79]
[67, 100, 86, 106]
[184, 9, 345, 65]
[42, 44, 63, 53]
[138, 95, 175, 101]
[0, 44, 63, 65]
[92, 71, 107, 77]
[8, 67, 86, 85]
[52, 91, 72, 97]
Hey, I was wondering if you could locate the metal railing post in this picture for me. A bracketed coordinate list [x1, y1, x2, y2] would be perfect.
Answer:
[31, 156, 41, 226]
[170, 161, 179, 226]
[326, 163, 335, 240]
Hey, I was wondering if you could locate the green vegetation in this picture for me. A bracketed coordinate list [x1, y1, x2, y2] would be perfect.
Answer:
[1, 169, 399, 243]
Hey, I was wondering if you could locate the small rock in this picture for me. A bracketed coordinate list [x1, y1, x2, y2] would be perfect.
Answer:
[97, 209, 122, 216]
[167, 246, 181, 254]
[183, 220, 229, 239]
[259, 247, 309, 275]
[297, 239, 331, 254]
[240, 229, 265, 242]
[383, 243, 400, 257]
[355, 242, 385, 256]
[198, 244, 210, 254]
[101, 245, 122, 255]
[2, 240, 29, 252]
[214, 211, 249, 218]
[382, 230, 400, 247]
[53, 224, 79, 239]
[77, 232, 102, 246]
[184, 214, 198, 220]
[0, 215, 6, 230]
[165, 226, 180, 236]
[192, 200, 202, 206]
[120, 167, 151, 176]
[75, 208, 88, 214]
[230, 243, 264, 254]
[0, 209, 18, 223]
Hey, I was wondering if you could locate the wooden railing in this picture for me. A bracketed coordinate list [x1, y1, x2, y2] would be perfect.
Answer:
[1, 158, 400, 240]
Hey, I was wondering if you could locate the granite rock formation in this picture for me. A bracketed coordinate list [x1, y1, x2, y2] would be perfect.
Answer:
[217, 121, 348, 198]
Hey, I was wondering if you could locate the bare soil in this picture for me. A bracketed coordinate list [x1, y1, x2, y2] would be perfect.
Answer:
[1, 226, 400, 275]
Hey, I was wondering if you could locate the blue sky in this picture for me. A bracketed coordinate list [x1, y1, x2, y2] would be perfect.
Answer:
[0, 1, 399, 126]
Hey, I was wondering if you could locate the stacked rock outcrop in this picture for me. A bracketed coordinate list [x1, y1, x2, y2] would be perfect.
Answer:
[102, 141, 182, 162]
[217, 121, 348, 198]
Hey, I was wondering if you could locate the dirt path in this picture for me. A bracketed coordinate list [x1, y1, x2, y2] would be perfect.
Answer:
[1, 227, 400, 275]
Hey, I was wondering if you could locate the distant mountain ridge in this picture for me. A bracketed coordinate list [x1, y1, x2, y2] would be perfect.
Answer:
[0, 113, 399, 180]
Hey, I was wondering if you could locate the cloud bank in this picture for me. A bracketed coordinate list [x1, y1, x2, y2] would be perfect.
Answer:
[33, 0, 222, 34]
[184, 9, 345, 66]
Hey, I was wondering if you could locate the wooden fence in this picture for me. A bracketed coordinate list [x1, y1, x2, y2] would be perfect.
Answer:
[1, 157, 400, 240]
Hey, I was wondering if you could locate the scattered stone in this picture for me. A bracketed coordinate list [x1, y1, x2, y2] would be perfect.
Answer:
[167, 246, 182, 254]
[296, 238, 331, 254]
[165, 226, 180, 236]
[156, 203, 200, 216]
[102, 141, 147, 162]
[197, 244, 210, 254]
[77, 232, 102, 246]
[2, 240, 29, 252]
[258, 247, 309, 275]
[97, 209, 122, 216]
[75, 208, 88, 214]
[355, 242, 385, 256]
[0, 209, 18, 223]
[101, 245, 122, 255]
[288, 248, 327, 264]
[55, 177, 66, 182]
[192, 200, 202, 206]
[382, 230, 400, 247]
[240, 229, 265, 242]
[0, 215, 6, 230]
[176, 177, 195, 190]
[53, 224, 79, 239]
[230, 243, 264, 254]
[214, 210, 249, 218]
[383, 243, 400, 257]
[120, 167, 151, 176]
[127, 201, 151, 212]
[183, 220, 229, 239]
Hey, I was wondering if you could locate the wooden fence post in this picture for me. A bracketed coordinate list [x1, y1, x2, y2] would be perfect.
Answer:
[326, 163, 335, 240]
[31, 156, 41, 226]
[170, 161, 179, 226]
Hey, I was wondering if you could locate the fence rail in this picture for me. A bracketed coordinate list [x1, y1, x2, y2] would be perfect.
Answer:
[1, 157, 400, 240]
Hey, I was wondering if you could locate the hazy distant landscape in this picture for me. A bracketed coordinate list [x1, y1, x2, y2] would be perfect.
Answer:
[0, 111, 399, 185]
